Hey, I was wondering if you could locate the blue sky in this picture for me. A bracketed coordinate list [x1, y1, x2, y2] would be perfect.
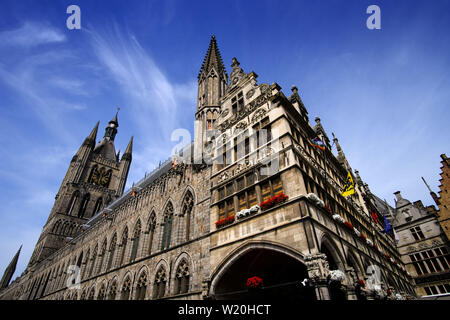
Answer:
[0, 0, 449, 281]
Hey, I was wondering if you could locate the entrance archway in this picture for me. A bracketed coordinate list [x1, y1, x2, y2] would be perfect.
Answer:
[211, 244, 316, 301]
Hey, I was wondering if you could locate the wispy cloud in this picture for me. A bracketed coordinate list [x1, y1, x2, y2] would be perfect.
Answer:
[0, 22, 66, 48]
[88, 25, 197, 184]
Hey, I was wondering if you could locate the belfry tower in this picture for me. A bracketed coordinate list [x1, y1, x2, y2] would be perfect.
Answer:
[194, 35, 228, 162]
[26, 113, 133, 271]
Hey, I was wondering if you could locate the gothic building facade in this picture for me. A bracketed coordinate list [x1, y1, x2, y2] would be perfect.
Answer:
[0, 36, 415, 300]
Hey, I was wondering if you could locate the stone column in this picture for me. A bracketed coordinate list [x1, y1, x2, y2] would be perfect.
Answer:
[345, 267, 358, 300]
[305, 253, 330, 300]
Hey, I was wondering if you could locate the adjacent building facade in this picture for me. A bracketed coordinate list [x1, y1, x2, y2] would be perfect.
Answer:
[391, 191, 450, 296]
[0, 36, 415, 301]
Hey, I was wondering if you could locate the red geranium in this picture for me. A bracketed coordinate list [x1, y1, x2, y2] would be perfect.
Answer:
[344, 221, 354, 230]
[246, 276, 264, 289]
[357, 279, 365, 287]
[215, 215, 235, 228]
[260, 193, 288, 210]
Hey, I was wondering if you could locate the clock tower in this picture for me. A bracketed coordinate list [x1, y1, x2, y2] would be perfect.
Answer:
[26, 113, 133, 271]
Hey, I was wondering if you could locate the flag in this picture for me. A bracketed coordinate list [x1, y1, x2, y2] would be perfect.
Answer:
[341, 171, 355, 196]
[371, 211, 379, 224]
[382, 215, 392, 234]
[309, 137, 326, 151]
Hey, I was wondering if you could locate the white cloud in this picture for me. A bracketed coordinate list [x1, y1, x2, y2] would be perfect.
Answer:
[0, 22, 66, 48]
[88, 26, 197, 183]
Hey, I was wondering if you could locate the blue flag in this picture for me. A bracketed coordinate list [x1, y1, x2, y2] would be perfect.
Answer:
[382, 215, 392, 234]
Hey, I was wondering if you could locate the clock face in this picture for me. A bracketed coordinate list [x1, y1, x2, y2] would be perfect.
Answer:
[91, 167, 110, 187]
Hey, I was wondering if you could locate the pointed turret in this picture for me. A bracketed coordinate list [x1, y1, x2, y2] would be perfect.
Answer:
[198, 35, 227, 80]
[116, 136, 133, 197]
[0, 245, 22, 289]
[331, 132, 352, 171]
[122, 136, 133, 161]
[197, 35, 228, 112]
[88, 121, 99, 141]
[93, 111, 120, 161]
[313, 117, 331, 149]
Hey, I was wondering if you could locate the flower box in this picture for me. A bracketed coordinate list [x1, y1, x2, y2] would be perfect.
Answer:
[215, 215, 235, 228]
[344, 221, 354, 230]
[260, 193, 288, 210]
[329, 270, 346, 282]
[246, 276, 263, 289]
[360, 233, 367, 241]
[357, 279, 365, 288]
[332, 214, 345, 224]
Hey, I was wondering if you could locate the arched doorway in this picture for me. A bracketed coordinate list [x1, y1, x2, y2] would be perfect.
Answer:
[211, 246, 316, 301]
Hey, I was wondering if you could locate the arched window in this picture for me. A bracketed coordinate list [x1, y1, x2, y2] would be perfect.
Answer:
[153, 267, 167, 299]
[119, 228, 128, 266]
[147, 212, 156, 255]
[75, 252, 83, 281]
[120, 276, 132, 300]
[52, 220, 62, 234]
[108, 280, 117, 300]
[97, 239, 107, 274]
[182, 192, 194, 241]
[88, 165, 98, 183]
[97, 283, 106, 300]
[82, 249, 90, 280]
[107, 234, 117, 271]
[130, 221, 141, 262]
[135, 271, 148, 300]
[67, 191, 80, 216]
[87, 286, 95, 300]
[207, 111, 213, 130]
[175, 260, 190, 295]
[92, 197, 103, 217]
[78, 193, 90, 218]
[161, 203, 174, 250]
[88, 245, 98, 277]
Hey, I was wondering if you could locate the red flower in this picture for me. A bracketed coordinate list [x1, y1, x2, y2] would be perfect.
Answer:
[357, 279, 365, 287]
[260, 193, 288, 211]
[246, 276, 264, 288]
[215, 215, 235, 228]
[344, 221, 354, 230]
[324, 204, 332, 214]
[360, 233, 367, 241]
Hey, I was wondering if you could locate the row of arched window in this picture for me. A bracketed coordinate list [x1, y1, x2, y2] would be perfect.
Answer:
[63, 260, 190, 300]
[32, 191, 196, 299]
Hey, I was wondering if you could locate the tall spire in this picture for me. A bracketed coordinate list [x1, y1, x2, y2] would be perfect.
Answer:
[0, 245, 22, 289]
[198, 35, 227, 79]
[123, 136, 133, 157]
[88, 121, 100, 141]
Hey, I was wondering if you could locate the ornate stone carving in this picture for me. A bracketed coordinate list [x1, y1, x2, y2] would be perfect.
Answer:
[246, 88, 255, 100]
[251, 108, 266, 124]
[305, 253, 330, 282]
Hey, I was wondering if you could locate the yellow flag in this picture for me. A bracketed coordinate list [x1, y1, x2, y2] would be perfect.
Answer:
[341, 171, 355, 197]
